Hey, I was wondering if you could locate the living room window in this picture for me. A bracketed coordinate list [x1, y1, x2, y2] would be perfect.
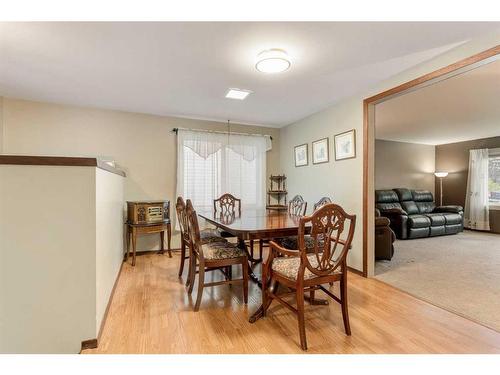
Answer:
[489, 148, 500, 208]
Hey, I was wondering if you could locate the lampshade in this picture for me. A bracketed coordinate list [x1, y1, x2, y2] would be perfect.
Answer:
[434, 172, 449, 178]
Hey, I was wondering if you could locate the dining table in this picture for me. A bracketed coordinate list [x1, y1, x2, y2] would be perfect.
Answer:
[197, 208, 327, 323]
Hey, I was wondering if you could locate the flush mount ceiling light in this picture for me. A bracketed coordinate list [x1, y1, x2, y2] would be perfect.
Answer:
[225, 88, 252, 100]
[255, 48, 291, 74]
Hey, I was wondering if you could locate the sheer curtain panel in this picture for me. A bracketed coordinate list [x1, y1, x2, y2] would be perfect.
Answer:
[176, 129, 271, 211]
[464, 148, 490, 231]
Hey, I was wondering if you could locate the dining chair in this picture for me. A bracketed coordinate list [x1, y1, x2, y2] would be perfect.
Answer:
[176, 197, 227, 286]
[261, 203, 356, 350]
[186, 199, 249, 311]
[214, 193, 241, 216]
[280, 196, 333, 250]
[213, 193, 262, 262]
[213, 193, 241, 237]
[288, 195, 307, 216]
[313, 196, 332, 211]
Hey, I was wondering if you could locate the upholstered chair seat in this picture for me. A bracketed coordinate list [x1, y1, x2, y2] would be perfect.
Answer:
[201, 241, 246, 260]
[271, 254, 335, 280]
[279, 235, 324, 251]
[199, 228, 227, 244]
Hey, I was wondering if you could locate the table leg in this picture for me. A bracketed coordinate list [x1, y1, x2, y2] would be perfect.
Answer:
[132, 227, 137, 266]
[166, 223, 172, 258]
[125, 226, 131, 262]
[159, 231, 165, 255]
[249, 280, 278, 323]
[238, 238, 261, 288]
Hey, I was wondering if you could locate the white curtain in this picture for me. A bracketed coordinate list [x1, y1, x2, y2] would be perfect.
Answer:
[464, 148, 490, 231]
[176, 129, 271, 211]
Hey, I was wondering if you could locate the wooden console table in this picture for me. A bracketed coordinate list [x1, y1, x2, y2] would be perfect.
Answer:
[125, 221, 172, 266]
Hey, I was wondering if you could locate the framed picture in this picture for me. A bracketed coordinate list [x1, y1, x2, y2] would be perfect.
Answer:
[312, 137, 329, 164]
[334, 129, 356, 161]
[294, 143, 308, 167]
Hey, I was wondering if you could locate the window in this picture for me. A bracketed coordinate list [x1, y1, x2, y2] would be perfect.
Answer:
[176, 129, 270, 211]
[489, 150, 500, 207]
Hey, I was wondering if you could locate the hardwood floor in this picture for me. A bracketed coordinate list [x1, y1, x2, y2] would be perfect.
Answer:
[83, 252, 500, 354]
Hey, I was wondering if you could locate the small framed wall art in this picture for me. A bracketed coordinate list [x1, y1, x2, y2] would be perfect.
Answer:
[294, 143, 308, 167]
[334, 129, 356, 161]
[312, 137, 329, 164]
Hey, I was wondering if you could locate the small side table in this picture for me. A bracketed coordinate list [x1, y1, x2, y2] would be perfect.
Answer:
[126, 221, 172, 266]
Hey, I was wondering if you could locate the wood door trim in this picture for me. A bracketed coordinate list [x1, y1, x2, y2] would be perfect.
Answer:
[362, 45, 500, 277]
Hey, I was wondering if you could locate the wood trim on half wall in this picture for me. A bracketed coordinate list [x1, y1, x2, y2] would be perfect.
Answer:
[362, 45, 500, 278]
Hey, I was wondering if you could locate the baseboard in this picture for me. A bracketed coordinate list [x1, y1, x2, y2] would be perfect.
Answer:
[80, 338, 98, 351]
[347, 266, 364, 276]
[97, 261, 125, 342]
[82, 248, 181, 352]
[124, 248, 181, 258]
[80, 258, 127, 353]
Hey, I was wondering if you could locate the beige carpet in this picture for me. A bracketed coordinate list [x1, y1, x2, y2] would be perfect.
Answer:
[375, 230, 500, 332]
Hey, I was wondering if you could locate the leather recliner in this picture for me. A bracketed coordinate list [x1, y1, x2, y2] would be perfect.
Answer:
[375, 208, 395, 260]
[375, 188, 464, 240]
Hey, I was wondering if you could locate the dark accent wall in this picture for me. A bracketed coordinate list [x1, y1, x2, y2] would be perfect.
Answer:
[435, 136, 500, 234]
[375, 139, 436, 193]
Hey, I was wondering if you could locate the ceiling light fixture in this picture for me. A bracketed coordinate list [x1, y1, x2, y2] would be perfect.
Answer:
[225, 88, 252, 100]
[255, 48, 291, 74]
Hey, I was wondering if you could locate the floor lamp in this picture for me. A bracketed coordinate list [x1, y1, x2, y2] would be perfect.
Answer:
[434, 172, 448, 206]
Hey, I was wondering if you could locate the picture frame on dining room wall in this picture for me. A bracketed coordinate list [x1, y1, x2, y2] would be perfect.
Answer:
[312, 137, 329, 164]
[294, 143, 308, 167]
[334, 129, 356, 161]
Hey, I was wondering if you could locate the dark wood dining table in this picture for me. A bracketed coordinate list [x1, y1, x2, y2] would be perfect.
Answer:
[197, 208, 320, 323]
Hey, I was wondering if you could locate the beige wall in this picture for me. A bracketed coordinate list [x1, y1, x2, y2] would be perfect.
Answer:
[279, 30, 500, 274]
[95, 168, 125, 335]
[0, 97, 4, 153]
[0, 165, 97, 353]
[375, 139, 435, 194]
[435, 136, 500, 234]
[1, 98, 280, 250]
[280, 97, 364, 270]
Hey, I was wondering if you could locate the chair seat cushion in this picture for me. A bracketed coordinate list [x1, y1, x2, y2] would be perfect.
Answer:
[200, 228, 226, 244]
[442, 213, 462, 225]
[424, 213, 446, 227]
[278, 235, 324, 250]
[201, 242, 246, 260]
[408, 215, 431, 228]
[272, 254, 326, 280]
[218, 229, 236, 238]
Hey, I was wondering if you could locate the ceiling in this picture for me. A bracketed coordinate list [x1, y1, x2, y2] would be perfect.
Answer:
[1, 22, 499, 127]
[376, 58, 500, 145]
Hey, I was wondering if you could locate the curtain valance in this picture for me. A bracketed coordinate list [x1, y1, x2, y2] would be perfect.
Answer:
[177, 129, 272, 161]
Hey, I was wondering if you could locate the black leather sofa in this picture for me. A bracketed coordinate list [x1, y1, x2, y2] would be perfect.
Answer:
[375, 188, 464, 240]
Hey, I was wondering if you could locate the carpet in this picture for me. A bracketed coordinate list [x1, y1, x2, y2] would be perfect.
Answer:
[375, 230, 500, 332]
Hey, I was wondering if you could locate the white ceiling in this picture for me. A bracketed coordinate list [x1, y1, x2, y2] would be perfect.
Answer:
[375, 59, 500, 145]
[1, 22, 499, 127]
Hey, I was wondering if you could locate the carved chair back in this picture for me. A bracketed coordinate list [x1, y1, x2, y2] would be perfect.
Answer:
[297, 203, 356, 278]
[214, 193, 241, 215]
[176, 197, 190, 244]
[186, 199, 205, 261]
[288, 195, 307, 216]
[313, 196, 332, 212]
